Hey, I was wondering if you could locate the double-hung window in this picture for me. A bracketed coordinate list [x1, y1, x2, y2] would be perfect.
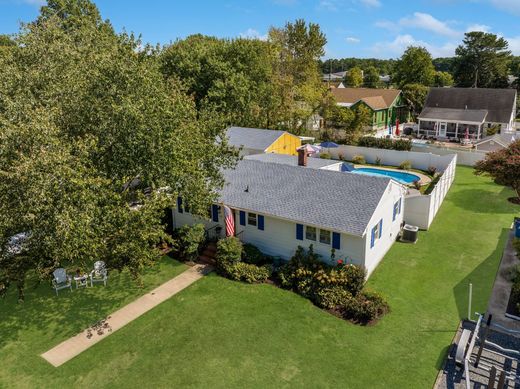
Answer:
[305, 226, 317, 241]
[248, 212, 257, 226]
[319, 229, 331, 245]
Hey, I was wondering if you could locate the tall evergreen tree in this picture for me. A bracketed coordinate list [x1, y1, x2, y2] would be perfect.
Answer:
[392, 46, 435, 87]
[453, 32, 511, 88]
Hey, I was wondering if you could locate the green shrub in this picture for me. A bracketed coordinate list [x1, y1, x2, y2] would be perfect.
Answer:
[341, 290, 389, 324]
[375, 157, 382, 166]
[399, 160, 412, 170]
[413, 180, 421, 190]
[510, 281, 520, 312]
[174, 224, 205, 261]
[508, 264, 520, 283]
[227, 262, 272, 283]
[338, 153, 345, 161]
[358, 136, 412, 151]
[242, 243, 270, 265]
[352, 155, 366, 165]
[216, 237, 243, 270]
[427, 166, 437, 176]
[320, 152, 331, 159]
[315, 286, 352, 309]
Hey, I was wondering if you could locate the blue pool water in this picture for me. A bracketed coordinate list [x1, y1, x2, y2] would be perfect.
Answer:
[352, 167, 420, 185]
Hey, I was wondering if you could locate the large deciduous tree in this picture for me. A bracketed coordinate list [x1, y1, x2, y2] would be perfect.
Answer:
[401, 83, 429, 119]
[0, 0, 236, 300]
[344, 66, 363, 87]
[474, 140, 520, 202]
[363, 66, 380, 88]
[453, 32, 511, 88]
[392, 46, 435, 87]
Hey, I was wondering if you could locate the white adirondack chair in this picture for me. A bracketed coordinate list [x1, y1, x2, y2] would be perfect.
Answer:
[90, 261, 108, 287]
[52, 268, 72, 296]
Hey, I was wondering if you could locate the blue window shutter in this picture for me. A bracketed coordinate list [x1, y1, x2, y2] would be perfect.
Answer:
[398, 198, 402, 214]
[177, 197, 183, 213]
[239, 211, 246, 226]
[332, 232, 341, 250]
[296, 224, 303, 240]
[379, 219, 383, 235]
[211, 205, 219, 222]
[258, 215, 264, 230]
[370, 227, 375, 248]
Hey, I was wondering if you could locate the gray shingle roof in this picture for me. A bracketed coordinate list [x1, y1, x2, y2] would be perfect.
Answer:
[219, 159, 391, 237]
[419, 107, 488, 123]
[422, 88, 516, 123]
[226, 127, 290, 151]
[245, 153, 339, 169]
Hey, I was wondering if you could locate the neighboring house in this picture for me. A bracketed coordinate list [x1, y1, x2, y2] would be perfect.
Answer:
[475, 132, 517, 152]
[225, 126, 301, 156]
[330, 87, 409, 132]
[417, 87, 517, 142]
[173, 151, 406, 277]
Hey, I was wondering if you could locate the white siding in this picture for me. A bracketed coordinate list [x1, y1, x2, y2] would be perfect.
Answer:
[172, 208, 367, 268]
[363, 181, 405, 276]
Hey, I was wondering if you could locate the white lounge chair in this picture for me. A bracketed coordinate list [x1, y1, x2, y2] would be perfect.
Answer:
[90, 261, 108, 287]
[52, 268, 72, 296]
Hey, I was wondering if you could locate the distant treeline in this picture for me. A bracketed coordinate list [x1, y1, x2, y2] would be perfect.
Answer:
[321, 56, 520, 76]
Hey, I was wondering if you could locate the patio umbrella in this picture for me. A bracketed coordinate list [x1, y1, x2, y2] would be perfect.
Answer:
[297, 144, 321, 154]
[319, 141, 339, 148]
[464, 128, 469, 140]
[395, 119, 400, 136]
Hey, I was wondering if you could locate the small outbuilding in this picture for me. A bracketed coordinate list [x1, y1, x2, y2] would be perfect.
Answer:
[225, 126, 301, 156]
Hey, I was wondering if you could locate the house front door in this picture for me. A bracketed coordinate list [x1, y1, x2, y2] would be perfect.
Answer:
[439, 122, 447, 137]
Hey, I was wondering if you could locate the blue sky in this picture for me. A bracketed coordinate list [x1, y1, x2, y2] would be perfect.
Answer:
[1, 0, 520, 59]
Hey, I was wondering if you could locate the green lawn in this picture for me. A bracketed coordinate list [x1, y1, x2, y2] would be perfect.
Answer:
[0, 166, 518, 388]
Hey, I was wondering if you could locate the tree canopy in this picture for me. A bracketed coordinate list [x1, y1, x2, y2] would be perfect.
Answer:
[392, 46, 435, 87]
[474, 140, 520, 202]
[453, 32, 511, 88]
[0, 0, 236, 300]
[344, 67, 363, 88]
[363, 66, 380, 88]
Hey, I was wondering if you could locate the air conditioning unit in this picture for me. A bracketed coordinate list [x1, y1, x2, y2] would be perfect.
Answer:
[401, 224, 419, 243]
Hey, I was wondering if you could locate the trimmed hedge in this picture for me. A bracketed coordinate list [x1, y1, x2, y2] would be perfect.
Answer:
[358, 136, 412, 151]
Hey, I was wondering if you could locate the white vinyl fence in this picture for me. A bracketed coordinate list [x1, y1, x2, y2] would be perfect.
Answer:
[319, 145, 458, 229]
[411, 144, 486, 166]
[403, 154, 457, 229]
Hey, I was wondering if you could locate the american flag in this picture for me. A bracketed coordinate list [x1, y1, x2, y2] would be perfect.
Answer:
[223, 205, 235, 237]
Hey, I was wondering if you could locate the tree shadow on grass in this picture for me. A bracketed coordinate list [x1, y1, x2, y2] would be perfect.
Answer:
[448, 187, 518, 214]
[452, 227, 510, 322]
[0, 257, 184, 350]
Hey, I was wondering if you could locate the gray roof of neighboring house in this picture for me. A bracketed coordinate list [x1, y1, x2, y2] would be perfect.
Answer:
[476, 131, 518, 147]
[219, 159, 391, 237]
[421, 88, 516, 123]
[225, 127, 289, 151]
[419, 107, 488, 123]
[244, 153, 339, 169]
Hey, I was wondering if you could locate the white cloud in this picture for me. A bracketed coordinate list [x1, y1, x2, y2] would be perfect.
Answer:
[371, 34, 458, 58]
[400, 12, 459, 38]
[239, 28, 267, 41]
[360, 0, 381, 7]
[318, 0, 339, 11]
[345, 36, 360, 43]
[466, 24, 491, 33]
[502, 36, 520, 55]
[490, 0, 520, 15]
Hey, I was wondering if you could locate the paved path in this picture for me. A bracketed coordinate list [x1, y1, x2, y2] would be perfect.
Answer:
[41, 264, 212, 367]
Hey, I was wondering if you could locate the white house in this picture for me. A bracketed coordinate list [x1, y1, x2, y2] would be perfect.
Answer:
[418, 87, 517, 142]
[172, 151, 406, 277]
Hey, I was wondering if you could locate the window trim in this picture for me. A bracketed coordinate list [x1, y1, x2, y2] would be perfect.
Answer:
[247, 212, 257, 226]
[305, 226, 317, 241]
[319, 229, 332, 245]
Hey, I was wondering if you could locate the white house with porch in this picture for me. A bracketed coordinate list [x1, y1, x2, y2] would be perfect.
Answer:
[417, 87, 517, 142]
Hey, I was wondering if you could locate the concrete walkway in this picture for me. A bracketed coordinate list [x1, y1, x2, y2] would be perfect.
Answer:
[41, 264, 212, 367]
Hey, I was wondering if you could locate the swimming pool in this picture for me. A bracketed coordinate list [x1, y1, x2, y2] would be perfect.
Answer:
[351, 167, 420, 185]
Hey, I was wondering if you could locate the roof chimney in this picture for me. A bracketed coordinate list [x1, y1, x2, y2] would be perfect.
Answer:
[297, 148, 308, 167]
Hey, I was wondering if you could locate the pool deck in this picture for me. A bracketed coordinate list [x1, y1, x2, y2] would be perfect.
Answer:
[353, 165, 431, 186]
